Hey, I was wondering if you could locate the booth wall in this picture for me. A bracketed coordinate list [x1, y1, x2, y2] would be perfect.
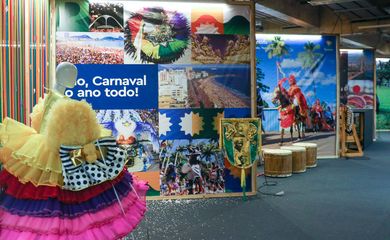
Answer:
[55, 0, 255, 198]
[0, 0, 50, 123]
[340, 49, 375, 109]
[340, 49, 375, 145]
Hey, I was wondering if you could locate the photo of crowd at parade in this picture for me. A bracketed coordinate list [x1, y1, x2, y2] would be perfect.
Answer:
[56, 43, 124, 64]
[159, 141, 225, 196]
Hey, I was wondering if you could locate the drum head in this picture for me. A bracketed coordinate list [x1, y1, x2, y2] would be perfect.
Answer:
[281, 146, 306, 152]
[293, 142, 317, 147]
[263, 149, 292, 155]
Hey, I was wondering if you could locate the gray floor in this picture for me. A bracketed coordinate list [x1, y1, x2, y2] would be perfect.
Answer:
[131, 132, 390, 240]
[263, 131, 336, 156]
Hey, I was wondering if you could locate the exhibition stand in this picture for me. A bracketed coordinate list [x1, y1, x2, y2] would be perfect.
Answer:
[0, 0, 380, 204]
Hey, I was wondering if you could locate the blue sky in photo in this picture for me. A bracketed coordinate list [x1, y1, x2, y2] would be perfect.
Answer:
[256, 35, 337, 109]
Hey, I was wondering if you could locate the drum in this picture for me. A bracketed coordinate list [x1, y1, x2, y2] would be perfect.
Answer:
[292, 142, 317, 168]
[280, 146, 306, 173]
[262, 149, 292, 177]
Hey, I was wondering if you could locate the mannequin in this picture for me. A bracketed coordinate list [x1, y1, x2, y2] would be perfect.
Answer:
[32, 62, 78, 133]
[0, 62, 148, 239]
[54, 62, 78, 95]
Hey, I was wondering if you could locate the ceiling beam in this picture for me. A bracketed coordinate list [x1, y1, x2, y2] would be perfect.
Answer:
[350, 15, 390, 22]
[334, 6, 379, 13]
[255, 0, 320, 28]
[358, 23, 390, 29]
[307, 0, 355, 6]
[340, 38, 373, 49]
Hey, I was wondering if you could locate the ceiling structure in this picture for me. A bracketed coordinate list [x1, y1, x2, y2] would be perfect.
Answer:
[255, 0, 390, 56]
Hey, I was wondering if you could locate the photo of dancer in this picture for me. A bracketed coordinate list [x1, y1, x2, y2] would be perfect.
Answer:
[89, 1, 124, 32]
[159, 139, 225, 196]
[56, 32, 124, 64]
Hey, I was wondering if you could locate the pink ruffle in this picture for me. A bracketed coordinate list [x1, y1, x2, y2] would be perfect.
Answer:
[0, 169, 127, 203]
[0, 181, 148, 238]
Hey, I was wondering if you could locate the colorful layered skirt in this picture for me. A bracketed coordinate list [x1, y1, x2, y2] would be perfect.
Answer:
[0, 118, 148, 240]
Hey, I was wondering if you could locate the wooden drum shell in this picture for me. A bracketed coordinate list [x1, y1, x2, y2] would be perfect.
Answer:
[292, 143, 317, 168]
[263, 149, 292, 177]
[280, 146, 306, 173]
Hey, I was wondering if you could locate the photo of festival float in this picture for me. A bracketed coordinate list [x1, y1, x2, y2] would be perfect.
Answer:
[256, 35, 337, 156]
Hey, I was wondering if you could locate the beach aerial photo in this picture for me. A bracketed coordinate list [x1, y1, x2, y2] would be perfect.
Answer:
[188, 65, 251, 108]
[159, 64, 251, 109]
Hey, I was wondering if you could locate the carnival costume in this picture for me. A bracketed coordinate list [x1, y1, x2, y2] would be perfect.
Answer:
[0, 89, 148, 239]
[274, 82, 295, 129]
[286, 75, 309, 117]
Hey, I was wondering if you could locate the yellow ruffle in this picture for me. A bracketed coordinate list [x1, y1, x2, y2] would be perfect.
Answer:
[0, 147, 63, 186]
[0, 95, 113, 187]
[30, 97, 44, 132]
[0, 118, 62, 174]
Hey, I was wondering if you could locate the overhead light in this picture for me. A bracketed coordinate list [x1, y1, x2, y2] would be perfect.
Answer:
[256, 34, 322, 41]
[358, 24, 390, 30]
[308, 0, 355, 6]
[376, 58, 390, 62]
[340, 49, 364, 54]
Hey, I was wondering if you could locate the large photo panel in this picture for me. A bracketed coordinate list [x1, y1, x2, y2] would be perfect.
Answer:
[256, 34, 338, 157]
[56, 0, 255, 198]
[340, 49, 375, 109]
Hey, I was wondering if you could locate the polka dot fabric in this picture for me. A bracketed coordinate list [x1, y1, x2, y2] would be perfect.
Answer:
[60, 137, 127, 191]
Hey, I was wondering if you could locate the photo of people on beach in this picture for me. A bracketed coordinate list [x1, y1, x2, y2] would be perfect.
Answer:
[188, 64, 251, 108]
[89, 1, 124, 32]
[192, 34, 250, 64]
[158, 64, 250, 109]
[56, 32, 124, 64]
[159, 139, 225, 196]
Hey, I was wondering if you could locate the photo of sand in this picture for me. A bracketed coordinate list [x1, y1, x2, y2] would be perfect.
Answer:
[187, 65, 251, 108]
